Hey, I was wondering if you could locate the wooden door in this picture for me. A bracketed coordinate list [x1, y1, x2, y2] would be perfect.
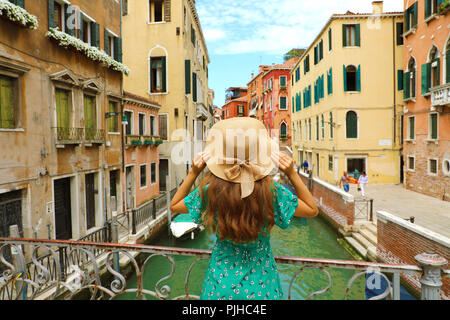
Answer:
[85, 173, 95, 230]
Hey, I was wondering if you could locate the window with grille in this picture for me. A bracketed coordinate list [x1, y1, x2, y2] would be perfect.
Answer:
[140, 165, 147, 188]
[429, 159, 438, 175]
[159, 114, 168, 140]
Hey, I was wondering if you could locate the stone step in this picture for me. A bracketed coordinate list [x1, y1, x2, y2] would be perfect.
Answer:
[345, 237, 368, 258]
[363, 223, 378, 236]
[352, 232, 374, 250]
[360, 228, 378, 246]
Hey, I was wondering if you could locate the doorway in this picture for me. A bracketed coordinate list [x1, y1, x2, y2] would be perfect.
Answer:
[85, 173, 96, 230]
[54, 178, 72, 240]
[159, 159, 169, 191]
[347, 157, 366, 179]
[126, 166, 135, 210]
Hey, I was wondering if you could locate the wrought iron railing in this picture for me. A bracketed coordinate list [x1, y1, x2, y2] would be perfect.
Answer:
[85, 128, 105, 144]
[0, 238, 448, 300]
[54, 127, 84, 144]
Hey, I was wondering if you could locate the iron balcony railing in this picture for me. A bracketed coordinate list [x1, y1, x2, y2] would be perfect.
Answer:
[85, 128, 106, 144]
[54, 127, 84, 145]
[0, 237, 448, 301]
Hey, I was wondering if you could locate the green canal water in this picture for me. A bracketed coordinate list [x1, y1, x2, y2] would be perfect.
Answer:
[115, 215, 367, 300]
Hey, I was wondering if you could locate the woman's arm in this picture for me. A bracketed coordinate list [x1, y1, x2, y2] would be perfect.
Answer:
[170, 152, 209, 214]
[272, 152, 319, 218]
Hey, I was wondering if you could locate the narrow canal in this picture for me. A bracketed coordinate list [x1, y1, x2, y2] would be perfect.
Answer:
[116, 215, 369, 300]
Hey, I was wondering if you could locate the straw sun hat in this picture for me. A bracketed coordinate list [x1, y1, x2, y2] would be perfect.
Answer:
[204, 117, 279, 199]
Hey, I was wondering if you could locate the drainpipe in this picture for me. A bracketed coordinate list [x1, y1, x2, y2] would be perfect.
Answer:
[392, 17, 397, 147]
[120, 0, 126, 214]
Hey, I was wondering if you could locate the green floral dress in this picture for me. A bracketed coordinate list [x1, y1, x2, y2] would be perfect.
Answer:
[183, 182, 298, 300]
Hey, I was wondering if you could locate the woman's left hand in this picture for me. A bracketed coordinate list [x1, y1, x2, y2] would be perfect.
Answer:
[191, 152, 211, 176]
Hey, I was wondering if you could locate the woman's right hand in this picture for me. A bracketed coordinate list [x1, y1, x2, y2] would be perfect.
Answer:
[271, 152, 296, 178]
[191, 151, 211, 176]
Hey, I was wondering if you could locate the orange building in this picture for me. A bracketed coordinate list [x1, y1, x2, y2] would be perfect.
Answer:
[248, 65, 270, 121]
[402, 0, 450, 201]
[221, 87, 248, 119]
[123, 92, 161, 210]
[261, 58, 299, 149]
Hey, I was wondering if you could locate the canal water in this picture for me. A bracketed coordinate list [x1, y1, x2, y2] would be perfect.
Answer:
[116, 215, 371, 300]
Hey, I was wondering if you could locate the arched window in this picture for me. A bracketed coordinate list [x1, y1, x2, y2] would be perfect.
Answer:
[346, 111, 358, 139]
[344, 65, 361, 92]
[423, 46, 440, 93]
[149, 46, 168, 94]
[280, 122, 287, 139]
[404, 57, 416, 99]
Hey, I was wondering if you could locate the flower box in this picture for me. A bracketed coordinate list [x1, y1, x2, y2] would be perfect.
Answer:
[0, 0, 38, 29]
[438, 0, 450, 15]
[144, 140, 154, 145]
[46, 28, 130, 75]
[155, 140, 163, 146]
[131, 140, 143, 146]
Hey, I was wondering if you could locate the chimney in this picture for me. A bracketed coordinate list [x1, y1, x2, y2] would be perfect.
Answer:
[251, 73, 254, 79]
[372, 1, 383, 14]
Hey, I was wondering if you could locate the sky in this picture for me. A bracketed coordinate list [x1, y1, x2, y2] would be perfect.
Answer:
[196, 0, 404, 107]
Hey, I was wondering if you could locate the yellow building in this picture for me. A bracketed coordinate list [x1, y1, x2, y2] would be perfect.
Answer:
[123, 0, 210, 189]
[290, 1, 404, 185]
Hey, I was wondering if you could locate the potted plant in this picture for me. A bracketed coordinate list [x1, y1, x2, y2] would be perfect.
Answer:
[438, 0, 450, 14]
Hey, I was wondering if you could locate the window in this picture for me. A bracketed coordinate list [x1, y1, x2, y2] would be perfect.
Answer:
[124, 111, 133, 135]
[280, 122, 287, 139]
[321, 114, 325, 139]
[191, 24, 196, 46]
[315, 116, 319, 141]
[158, 114, 168, 140]
[280, 76, 287, 89]
[407, 156, 415, 171]
[150, 57, 166, 93]
[422, 46, 440, 94]
[343, 24, 360, 47]
[185, 60, 191, 94]
[108, 101, 119, 133]
[404, 2, 418, 33]
[83, 94, 97, 139]
[328, 155, 333, 172]
[237, 105, 245, 116]
[150, 115, 156, 136]
[139, 113, 146, 136]
[279, 96, 287, 110]
[140, 165, 147, 188]
[327, 68, 333, 95]
[429, 113, 438, 140]
[404, 57, 416, 99]
[151, 163, 157, 184]
[344, 65, 361, 92]
[0, 75, 16, 129]
[304, 55, 310, 74]
[407, 116, 415, 140]
[346, 111, 358, 139]
[396, 22, 404, 46]
[53, 1, 63, 31]
[425, 0, 439, 19]
[428, 159, 438, 175]
[329, 112, 334, 139]
[308, 118, 311, 141]
[328, 28, 332, 51]
[149, 0, 163, 22]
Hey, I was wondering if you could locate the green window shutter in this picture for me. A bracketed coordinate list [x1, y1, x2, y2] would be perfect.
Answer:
[91, 23, 100, 48]
[161, 56, 167, 92]
[104, 29, 110, 55]
[292, 97, 295, 113]
[446, 50, 450, 83]
[343, 65, 348, 92]
[0, 76, 15, 129]
[185, 60, 191, 94]
[328, 28, 332, 51]
[56, 89, 70, 129]
[84, 95, 96, 131]
[425, 0, 431, 18]
[346, 111, 357, 139]
[404, 11, 409, 31]
[192, 72, 197, 102]
[329, 68, 333, 94]
[404, 71, 410, 99]
[398, 70, 404, 90]
[421, 63, 431, 95]
[48, 0, 55, 29]
[64, 4, 75, 36]
[430, 113, 437, 139]
[355, 24, 361, 47]
[319, 40, 323, 60]
[342, 24, 347, 47]
[78, 12, 84, 40]
[413, 2, 418, 27]
[280, 76, 286, 87]
[356, 65, 361, 92]
[114, 37, 123, 63]
[409, 117, 415, 140]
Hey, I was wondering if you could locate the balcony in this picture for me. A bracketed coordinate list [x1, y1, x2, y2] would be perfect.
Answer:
[54, 127, 84, 147]
[85, 128, 106, 145]
[196, 103, 209, 121]
[430, 83, 450, 111]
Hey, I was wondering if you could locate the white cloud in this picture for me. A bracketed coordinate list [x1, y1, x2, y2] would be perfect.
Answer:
[197, 0, 404, 55]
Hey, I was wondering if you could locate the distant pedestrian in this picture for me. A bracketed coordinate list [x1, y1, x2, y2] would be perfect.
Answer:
[358, 171, 369, 197]
[302, 160, 309, 173]
[340, 171, 350, 192]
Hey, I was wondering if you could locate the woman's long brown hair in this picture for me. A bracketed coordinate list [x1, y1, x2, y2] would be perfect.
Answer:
[197, 172, 275, 243]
